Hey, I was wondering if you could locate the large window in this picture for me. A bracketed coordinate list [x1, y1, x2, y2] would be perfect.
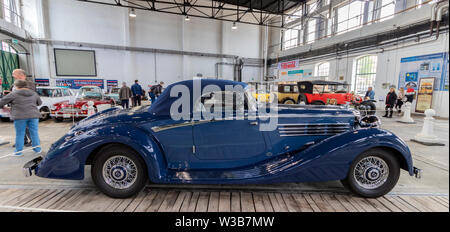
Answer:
[306, 19, 317, 44]
[379, 0, 395, 22]
[1, 0, 21, 27]
[283, 25, 301, 50]
[316, 62, 330, 79]
[336, 0, 364, 34]
[353, 55, 378, 95]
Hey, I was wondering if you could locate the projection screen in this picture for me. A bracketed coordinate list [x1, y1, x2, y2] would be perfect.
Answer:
[54, 49, 97, 76]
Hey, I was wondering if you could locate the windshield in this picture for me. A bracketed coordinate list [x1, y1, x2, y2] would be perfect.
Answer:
[37, 88, 54, 97]
[313, 84, 349, 94]
[81, 87, 102, 98]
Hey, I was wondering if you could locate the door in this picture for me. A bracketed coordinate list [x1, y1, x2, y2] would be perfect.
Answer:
[191, 90, 267, 169]
[146, 116, 194, 170]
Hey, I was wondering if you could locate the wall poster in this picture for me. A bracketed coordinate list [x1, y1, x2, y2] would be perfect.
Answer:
[415, 77, 435, 113]
[398, 53, 447, 91]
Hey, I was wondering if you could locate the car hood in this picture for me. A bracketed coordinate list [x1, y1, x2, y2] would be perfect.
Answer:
[69, 105, 152, 132]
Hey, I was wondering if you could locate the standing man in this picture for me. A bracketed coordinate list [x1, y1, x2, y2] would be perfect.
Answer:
[148, 81, 164, 104]
[364, 87, 375, 100]
[383, 87, 397, 118]
[12, 69, 36, 147]
[0, 80, 42, 156]
[119, 82, 132, 109]
[131, 80, 142, 107]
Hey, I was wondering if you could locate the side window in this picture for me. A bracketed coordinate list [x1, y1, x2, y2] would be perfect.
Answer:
[63, 89, 70, 96]
[293, 86, 299, 93]
[54, 89, 62, 97]
[283, 85, 290, 93]
[195, 91, 248, 113]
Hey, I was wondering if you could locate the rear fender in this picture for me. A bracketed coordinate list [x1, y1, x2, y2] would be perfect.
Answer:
[290, 128, 414, 181]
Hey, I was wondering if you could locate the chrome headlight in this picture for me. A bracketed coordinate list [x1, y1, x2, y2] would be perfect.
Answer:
[81, 104, 88, 110]
[359, 115, 381, 128]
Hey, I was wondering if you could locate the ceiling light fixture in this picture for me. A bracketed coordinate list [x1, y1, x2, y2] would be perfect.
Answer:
[185, 16, 190, 21]
[231, 22, 238, 30]
[129, 8, 137, 18]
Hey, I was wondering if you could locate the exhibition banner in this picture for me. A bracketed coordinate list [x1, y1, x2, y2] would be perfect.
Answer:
[107, 80, 118, 88]
[398, 53, 448, 91]
[35, 79, 50, 86]
[56, 78, 104, 89]
[415, 77, 435, 113]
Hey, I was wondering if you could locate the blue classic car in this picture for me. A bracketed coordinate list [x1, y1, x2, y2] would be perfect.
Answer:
[24, 79, 421, 198]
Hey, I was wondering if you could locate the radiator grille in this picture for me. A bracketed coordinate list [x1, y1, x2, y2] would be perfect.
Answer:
[278, 123, 351, 137]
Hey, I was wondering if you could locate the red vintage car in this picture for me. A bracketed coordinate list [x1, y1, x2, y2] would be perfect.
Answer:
[51, 86, 115, 122]
[297, 81, 363, 105]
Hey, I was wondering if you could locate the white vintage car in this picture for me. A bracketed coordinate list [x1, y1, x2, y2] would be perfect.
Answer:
[0, 87, 74, 122]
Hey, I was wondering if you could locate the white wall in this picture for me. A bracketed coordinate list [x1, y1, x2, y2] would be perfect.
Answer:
[25, 0, 264, 90]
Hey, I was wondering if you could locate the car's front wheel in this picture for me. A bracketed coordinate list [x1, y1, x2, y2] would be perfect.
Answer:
[91, 145, 148, 198]
[341, 149, 400, 198]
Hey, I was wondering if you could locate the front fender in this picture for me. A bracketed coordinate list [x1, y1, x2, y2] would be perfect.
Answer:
[35, 123, 167, 182]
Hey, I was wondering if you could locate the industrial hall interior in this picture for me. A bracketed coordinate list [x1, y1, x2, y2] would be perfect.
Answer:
[0, 0, 448, 214]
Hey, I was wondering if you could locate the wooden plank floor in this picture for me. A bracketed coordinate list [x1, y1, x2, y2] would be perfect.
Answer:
[0, 187, 447, 212]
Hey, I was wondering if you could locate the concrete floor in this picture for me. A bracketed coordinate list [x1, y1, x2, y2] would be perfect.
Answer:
[0, 110, 448, 196]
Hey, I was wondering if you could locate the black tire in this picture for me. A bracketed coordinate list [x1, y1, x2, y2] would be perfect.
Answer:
[282, 98, 296, 104]
[297, 94, 307, 105]
[91, 145, 148, 198]
[0, 117, 10, 122]
[341, 148, 400, 198]
[52, 117, 64, 123]
[311, 101, 325, 105]
[39, 107, 50, 121]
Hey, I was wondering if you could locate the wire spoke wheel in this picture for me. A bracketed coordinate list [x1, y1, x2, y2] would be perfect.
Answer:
[353, 156, 389, 190]
[102, 155, 138, 190]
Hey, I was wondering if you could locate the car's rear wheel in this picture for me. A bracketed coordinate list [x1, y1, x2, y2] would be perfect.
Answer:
[341, 149, 400, 198]
[39, 107, 50, 121]
[282, 99, 295, 104]
[91, 145, 148, 198]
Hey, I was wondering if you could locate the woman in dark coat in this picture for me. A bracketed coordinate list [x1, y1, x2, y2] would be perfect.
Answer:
[383, 87, 397, 118]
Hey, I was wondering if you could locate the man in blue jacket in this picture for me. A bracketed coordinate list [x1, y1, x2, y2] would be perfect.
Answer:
[364, 87, 375, 100]
[131, 80, 142, 107]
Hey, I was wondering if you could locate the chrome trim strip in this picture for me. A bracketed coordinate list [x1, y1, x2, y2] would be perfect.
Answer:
[279, 130, 348, 134]
[279, 126, 350, 130]
[280, 134, 341, 137]
[277, 123, 349, 126]
[151, 121, 192, 132]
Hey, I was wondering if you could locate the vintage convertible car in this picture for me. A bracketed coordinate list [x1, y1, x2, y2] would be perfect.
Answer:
[23, 79, 422, 198]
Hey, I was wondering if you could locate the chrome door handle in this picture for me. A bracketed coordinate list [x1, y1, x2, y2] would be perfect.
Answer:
[249, 121, 258, 126]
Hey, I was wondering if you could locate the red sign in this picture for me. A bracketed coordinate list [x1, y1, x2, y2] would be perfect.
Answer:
[278, 60, 299, 70]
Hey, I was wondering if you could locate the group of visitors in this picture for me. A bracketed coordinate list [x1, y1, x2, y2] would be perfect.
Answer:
[364, 85, 415, 118]
[118, 80, 164, 109]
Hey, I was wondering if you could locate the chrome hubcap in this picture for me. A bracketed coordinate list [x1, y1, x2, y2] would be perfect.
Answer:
[102, 156, 138, 189]
[353, 156, 389, 189]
